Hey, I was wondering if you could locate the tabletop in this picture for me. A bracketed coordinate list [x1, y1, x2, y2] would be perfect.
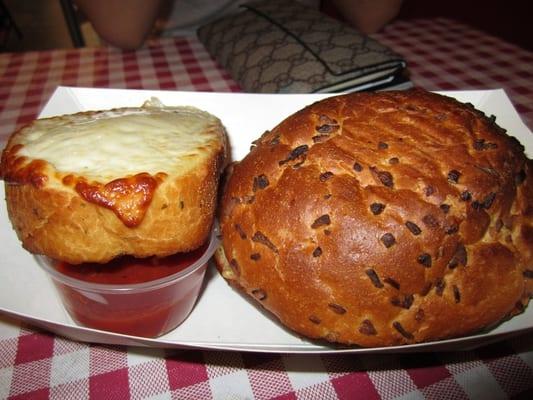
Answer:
[1, 17, 532, 400]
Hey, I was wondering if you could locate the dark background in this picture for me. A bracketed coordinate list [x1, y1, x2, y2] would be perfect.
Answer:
[398, 0, 532, 51]
[324, 0, 533, 51]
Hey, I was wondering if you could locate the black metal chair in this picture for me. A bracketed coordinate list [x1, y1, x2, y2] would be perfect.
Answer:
[58, 0, 85, 47]
[0, 0, 23, 49]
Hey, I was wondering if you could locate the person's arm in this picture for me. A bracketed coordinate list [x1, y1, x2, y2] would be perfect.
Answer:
[329, 0, 404, 34]
[74, 0, 164, 49]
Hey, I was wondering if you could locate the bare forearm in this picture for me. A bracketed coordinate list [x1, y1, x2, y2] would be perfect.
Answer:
[74, 0, 164, 49]
[330, 0, 404, 33]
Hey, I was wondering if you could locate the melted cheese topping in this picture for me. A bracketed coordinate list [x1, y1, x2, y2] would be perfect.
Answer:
[17, 104, 220, 181]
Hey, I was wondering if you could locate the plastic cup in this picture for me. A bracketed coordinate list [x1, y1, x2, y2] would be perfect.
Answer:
[36, 227, 219, 338]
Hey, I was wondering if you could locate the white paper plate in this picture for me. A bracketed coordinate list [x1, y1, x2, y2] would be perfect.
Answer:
[1, 86, 531, 353]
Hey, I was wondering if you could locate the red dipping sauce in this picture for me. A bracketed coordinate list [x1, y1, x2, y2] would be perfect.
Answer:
[36, 230, 218, 338]
[54, 244, 208, 285]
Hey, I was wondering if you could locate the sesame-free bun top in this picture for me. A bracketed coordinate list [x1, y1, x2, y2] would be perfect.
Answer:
[216, 89, 532, 347]
[1, 99, 228, 264]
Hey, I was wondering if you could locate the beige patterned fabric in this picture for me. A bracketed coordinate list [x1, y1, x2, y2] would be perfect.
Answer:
[197, 0, 406, 93]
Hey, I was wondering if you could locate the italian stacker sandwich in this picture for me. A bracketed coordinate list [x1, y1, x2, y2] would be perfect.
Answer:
[1, 99, 228, 264]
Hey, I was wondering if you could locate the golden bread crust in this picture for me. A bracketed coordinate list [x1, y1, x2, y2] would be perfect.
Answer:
[1, 104, 228, 264]
[216, 89, 533, 346]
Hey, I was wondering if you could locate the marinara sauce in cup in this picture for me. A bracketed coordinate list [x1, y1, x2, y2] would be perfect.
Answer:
[36, 228, 218, 337]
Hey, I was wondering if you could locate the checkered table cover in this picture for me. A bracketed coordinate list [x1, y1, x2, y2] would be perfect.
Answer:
[1, 17, 532, 399]
[372, 18, 533, 131]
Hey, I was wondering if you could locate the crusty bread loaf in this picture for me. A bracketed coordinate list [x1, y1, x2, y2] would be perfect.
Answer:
[216, 89, 533, 347]
[1, 99, 228, 264]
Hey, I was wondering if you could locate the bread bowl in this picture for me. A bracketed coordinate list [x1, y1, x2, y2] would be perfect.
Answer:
[1, 99, 228, 264]
[216, 88, 533, 347]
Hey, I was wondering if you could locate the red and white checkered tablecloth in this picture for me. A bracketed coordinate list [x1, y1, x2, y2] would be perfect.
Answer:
[1, 17, 532, 400]
[0, 37, 240, 146]
[372, 18, 533, 130]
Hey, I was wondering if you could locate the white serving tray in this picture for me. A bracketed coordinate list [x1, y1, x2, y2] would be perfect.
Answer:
[1, 86, 531, 354]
